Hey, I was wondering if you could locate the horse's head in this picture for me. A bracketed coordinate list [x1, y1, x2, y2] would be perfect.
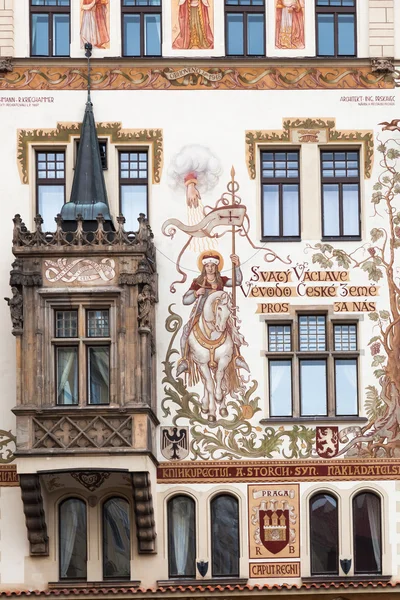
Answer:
[213, 292, 231, 332]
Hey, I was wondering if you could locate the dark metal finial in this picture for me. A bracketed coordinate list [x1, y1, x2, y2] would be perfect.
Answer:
[84, 42, 93, 103]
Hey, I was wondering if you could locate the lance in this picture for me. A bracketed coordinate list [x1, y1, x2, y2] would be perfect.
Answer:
[230, 167, 237, 315]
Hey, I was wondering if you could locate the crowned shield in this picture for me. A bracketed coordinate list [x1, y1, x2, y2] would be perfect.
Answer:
[259, 509, 289, 555]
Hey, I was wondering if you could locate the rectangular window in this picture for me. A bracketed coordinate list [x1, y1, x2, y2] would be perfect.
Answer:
[119, 150, 148, 230]
[54, 308, 111, 406]
[316, 0, 356, 57]
[321, 150, 360, 239]
[122, 0, 162, 57]
[261, 151, 300, 240]
[266, 316, 358, 418]
[36, 151, 65, 231]
[225, 0, 265, 57]
[31, 0, 70, 57]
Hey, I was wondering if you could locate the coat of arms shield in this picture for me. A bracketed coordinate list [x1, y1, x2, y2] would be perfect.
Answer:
[259, 509, 289, 555]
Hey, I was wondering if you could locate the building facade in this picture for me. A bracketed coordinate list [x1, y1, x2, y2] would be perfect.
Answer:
[0, 1, 399, 598]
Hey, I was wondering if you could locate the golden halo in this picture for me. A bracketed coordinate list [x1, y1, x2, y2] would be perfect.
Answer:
[197, 250, 224, 272]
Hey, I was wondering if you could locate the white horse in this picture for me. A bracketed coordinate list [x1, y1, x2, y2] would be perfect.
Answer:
[186, 290, 248, 422]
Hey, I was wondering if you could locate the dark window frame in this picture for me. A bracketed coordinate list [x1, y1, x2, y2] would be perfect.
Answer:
[320, 148, 361, 241]
[260, 149, 301, 241]
[315, 0, 357, 58]
[59, 497, 87, 581]
[309, 492, 339, 576]
[75, 139, 108, 170]
[267, 323, 293, 418]
[225, 0, 266, 57]
[352, 491, 382, 575]
[118, 149, 149, 227]
[265, 314, 359, 418]
[121, 0, 162, 58]
[210, 493, 240, 578]
[167, 494, 196, 579]
[30, 0, 71, 58]
[35, 149, 66, 229]
[53, 306, 111, 407]
[102, 496, 131, 580]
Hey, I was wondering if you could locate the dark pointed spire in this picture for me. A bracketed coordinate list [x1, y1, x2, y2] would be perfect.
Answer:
[61, 43, 112, 226]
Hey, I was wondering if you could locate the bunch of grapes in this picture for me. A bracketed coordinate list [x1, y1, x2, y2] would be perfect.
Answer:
[370, 342, 381, 356]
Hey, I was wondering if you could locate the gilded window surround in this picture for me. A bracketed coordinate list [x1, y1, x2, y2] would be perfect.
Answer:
[17, 123, 163, 185]
[246, 118, 374, 180]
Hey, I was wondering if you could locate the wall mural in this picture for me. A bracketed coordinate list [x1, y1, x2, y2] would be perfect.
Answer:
[172, 0, 214, 50]
[275, 0, 305, 50]
[161, 125, 400, 461]
[80, 0, 110, 50]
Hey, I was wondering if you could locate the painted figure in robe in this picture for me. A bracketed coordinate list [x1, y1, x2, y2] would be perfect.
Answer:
[80, 0, 110, 49]
[173, 0, 214, 50]
[275, 0, 305, 49]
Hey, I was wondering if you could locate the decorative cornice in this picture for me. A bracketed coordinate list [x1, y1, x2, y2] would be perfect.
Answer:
[0, 65, 396, 92]
[131, 472, 157, 554]
[246, 118, 374, 179]
[19, 474, 49, 556]
[17, 122, 163, 185]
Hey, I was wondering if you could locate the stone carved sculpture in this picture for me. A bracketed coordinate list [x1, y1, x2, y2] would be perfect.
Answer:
[4, 287, 23, 332]
[138, 284, 155, 329]
[0, 58, 13, 73]
[371, 58, 395, 73]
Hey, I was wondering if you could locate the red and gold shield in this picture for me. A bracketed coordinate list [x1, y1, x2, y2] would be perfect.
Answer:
[259, 509, 289, 555]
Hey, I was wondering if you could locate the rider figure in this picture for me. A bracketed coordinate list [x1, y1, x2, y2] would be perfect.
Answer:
[176, 252, 247, 377]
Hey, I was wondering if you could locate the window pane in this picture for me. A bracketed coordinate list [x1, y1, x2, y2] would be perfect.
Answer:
[334, 324, 357, 351]
[335, 359, 358, 415]
[31, 14, 49, 56]
[299, 315, 326, 351]
[60, 499, 87, 579]
[168, 496, 196, 578]
[300, 360, 327, 416]
[269, 360, 292, 417]
[262, 184, 279, 236]
[353, 493, 381, 574]
[56, 310, 78, 338]
[343, 183, 360, 236]
[144, 13, 161, 56]
[87, 310, 109, 337]
[310, 494, 338, 575]
[88, 347, 110, 405]
[123, 14, 141, 56]
[211, 495, 239, 577]
[227, 13, 244, 55]
[317, 14, 334, 56]
[282, 184, 299, 236]
[38, 185, 64, 231]
[268, 325, 291, 352]
[103, 498, 130, 579]
[53, 14, 70, 56]
[247, 14, 264, 55]
[121, 185, 147, 230]
[322, 184, 340, 237]
[338, 13, 355, 55]
[57, 347, 78, 405]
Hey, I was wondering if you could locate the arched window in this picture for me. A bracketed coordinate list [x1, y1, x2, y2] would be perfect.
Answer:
[310, 493, 338, 575]
[211, 494, 239, 578]
[103, 497, 131, 579]
[59, 498, 87, 580]
[353, 492, 382, 574]
[167, 495, 196, 578]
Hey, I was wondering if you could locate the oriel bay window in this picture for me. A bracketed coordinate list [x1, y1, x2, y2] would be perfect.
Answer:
[266, 316, 359, 418]
[225, 0, 265, 57]
[31, 0, 70, 57]
[119, 150, 148, 230]
[261, 150, 300, 240]
[55, 308, 111, 406]
[122, 0, 162, 57]
[316, 0, 356, 57]
[321, 150, 361, 239]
